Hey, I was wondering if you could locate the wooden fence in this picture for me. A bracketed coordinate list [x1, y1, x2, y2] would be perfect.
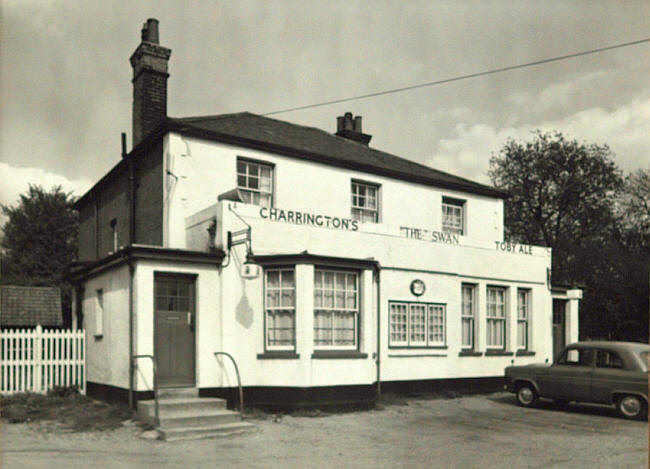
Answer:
[1, 326, 85, 394]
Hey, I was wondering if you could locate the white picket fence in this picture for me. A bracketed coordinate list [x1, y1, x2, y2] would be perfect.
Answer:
[1, 326, 85, 394]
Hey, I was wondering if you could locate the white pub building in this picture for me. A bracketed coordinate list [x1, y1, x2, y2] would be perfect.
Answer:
[70, 19, 581, 409]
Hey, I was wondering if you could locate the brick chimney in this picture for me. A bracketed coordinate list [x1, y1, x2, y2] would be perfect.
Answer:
[129, 18, 172, 147]
[335, 112, 372, 145]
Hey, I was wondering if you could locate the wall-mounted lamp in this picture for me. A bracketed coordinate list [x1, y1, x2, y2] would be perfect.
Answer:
[225, 204, 260, 279]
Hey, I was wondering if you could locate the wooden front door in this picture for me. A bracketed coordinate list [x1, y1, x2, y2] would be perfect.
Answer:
[155, 275, 196, 387]
[552, 299, 567, 361]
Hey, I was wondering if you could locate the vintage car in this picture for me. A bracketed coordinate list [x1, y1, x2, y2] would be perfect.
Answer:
[505, 341, 649, 419]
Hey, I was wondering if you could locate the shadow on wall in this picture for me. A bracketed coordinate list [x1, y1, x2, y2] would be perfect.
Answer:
[236, 291, 254, 329]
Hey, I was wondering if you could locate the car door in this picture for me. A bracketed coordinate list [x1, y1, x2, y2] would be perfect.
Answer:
[537, 347, 593, 401]
[591, 349, 626, 404]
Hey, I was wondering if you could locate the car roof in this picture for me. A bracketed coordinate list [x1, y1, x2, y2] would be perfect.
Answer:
[567, 341, 649, 353]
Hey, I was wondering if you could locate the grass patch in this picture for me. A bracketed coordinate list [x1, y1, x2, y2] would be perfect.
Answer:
[1, 390, 134, 432]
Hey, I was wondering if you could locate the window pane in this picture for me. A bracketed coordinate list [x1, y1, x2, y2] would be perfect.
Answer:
[462, 318, 473, 348]
[281, 270, 294, 287]
[409, 305, 426, 344]
[237, 161, 246, 173]
[267, 271, 279, 288]
[390, 303, 408, 344]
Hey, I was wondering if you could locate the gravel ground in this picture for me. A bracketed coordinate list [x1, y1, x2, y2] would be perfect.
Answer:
[2, 393, 647, 469]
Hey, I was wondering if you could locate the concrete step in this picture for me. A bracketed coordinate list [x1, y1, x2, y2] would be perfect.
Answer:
[158, 387, 199, 398]
[157, 409, 241, 427]
[138, 397, 227, 418]
[160, 421, 256, 442]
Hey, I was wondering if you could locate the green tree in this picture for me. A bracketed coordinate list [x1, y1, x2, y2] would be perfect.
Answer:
[488, 131, 649, 341]
[489, 130, 623, 282]
[1, 185, 79, 325]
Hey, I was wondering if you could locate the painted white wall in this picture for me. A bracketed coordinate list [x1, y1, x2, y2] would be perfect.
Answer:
[83, 265, 130, 389]
[132, 259, 220, 392]
[163, 133, 504, 250]
[207, 201, 552, 386]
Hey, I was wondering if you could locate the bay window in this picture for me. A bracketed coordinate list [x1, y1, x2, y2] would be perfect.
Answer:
[314, 269, 358, 349]
[265, 268, 295, 350]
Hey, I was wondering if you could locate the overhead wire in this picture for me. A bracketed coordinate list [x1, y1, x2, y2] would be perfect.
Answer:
[261, 37, 650, 116]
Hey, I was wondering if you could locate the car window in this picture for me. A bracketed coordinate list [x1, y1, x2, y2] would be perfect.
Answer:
[639, 351, 648, 372]
[557, 348, 593, 366]
[595, 350, 624, 369]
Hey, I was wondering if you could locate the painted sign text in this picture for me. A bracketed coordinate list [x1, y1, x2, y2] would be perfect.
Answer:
[399, 226, 460, 245]
[260, 207, 359, 231]
[495, 241, 533, 255]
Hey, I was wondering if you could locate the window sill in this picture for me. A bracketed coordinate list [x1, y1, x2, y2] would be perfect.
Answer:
[257, 352, 300, 360]
[515, 350, 536, 356]
[388, 353, 447, 358]
[388, 346, 448, 350]
[485, 350, 514, 356]
[458, 350, 483, 357]
[311, 351, 368, 359]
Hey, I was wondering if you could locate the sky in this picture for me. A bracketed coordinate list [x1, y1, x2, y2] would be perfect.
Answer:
[2, 1, 650, 226]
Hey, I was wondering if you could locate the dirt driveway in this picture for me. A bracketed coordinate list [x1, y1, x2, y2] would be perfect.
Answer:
[2, 393, 646, 469]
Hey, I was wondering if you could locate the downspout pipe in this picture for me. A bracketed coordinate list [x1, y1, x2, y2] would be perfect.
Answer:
[123, 133, 136, 245]
[122, 133, 138, 411]
[375, 264, 381, 398]
[127, 259, 135, 410]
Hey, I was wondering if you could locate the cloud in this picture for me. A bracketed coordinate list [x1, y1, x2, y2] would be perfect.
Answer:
[429, 94, 650, 185]
[0, 162, 92, 228]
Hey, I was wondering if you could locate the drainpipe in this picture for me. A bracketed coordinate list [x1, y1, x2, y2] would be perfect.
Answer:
[123, 133, 136, 245]
[127, 259, 135, 410]
[375, 264, 381, 397]
[123, 133, 138, 410]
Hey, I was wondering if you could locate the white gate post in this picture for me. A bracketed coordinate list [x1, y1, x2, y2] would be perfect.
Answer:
[34, 325, 43, 392]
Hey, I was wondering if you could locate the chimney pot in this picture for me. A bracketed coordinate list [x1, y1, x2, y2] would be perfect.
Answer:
[335, 112, 372, 146]
[337, 116, 344, 132]
[354, 116, 362, 133]
[344, 112, 354, 131]
[144, 18, 159, 43]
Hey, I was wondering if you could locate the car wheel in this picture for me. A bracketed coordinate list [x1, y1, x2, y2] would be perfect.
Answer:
[516, 383, 538, 408]
[617, 395, 647, 420]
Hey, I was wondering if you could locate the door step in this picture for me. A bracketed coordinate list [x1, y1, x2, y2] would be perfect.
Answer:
[137, 390, 254, 441]
[158, 387, 199, 398]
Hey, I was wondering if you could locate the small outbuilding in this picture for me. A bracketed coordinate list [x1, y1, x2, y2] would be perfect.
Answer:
[0, 285, 63, 328]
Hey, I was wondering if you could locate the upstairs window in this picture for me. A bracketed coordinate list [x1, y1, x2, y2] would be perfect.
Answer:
[442, 197, 465, 235]
[351, 181, 379, 223]
[237, 159, 273, 207]
[110, 218, 118, 252]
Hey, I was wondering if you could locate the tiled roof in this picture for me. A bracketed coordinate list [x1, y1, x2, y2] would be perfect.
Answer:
[169, 113, 506, 198]
[74, 112, 507, 210]
[0, 286, 63, 327]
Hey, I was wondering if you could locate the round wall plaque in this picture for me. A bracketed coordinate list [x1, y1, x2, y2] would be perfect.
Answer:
[410, 279, 425, 296]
